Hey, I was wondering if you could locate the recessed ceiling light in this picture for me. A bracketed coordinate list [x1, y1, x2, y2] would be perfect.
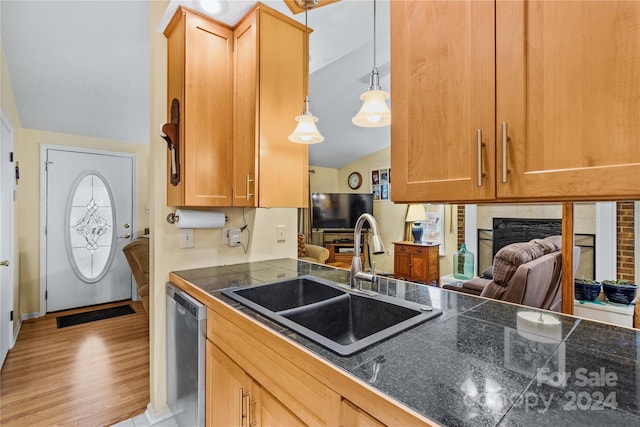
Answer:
[195, 0, 228, 16]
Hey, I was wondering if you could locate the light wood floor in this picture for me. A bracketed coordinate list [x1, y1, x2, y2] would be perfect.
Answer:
[0, 301, 149, 427]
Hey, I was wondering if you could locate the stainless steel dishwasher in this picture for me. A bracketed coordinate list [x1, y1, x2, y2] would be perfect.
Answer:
[166, 283, 206, 427]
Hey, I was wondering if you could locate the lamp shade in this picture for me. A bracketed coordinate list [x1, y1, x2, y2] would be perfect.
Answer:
[352, 89, 391, 127]
[405, 204, 427, 223]
[288, 113, 324, 144]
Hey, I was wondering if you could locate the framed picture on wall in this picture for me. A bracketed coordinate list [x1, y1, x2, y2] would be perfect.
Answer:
[371, 167, 390, 200]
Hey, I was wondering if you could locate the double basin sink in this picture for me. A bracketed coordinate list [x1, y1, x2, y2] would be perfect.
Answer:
[222, 275, 442, 356]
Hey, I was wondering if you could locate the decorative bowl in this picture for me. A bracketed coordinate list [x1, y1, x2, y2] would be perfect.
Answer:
[602, 281, 638, 305]
[574, 280, 601, 302]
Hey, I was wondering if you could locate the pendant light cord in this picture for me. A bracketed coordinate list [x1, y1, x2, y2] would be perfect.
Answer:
[373, 0, 377, 70]
[305, 5, 310, 104]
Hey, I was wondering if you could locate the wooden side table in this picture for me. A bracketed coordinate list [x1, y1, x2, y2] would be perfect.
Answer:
[393, 241, 440, 286]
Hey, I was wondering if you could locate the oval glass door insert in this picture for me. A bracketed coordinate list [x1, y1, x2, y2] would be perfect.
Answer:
[67, 172, 116, 282]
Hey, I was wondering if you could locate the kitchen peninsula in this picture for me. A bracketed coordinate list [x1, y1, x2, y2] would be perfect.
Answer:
[169, 259, 640, 427]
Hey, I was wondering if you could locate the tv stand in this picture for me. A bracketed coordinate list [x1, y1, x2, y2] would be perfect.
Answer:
[322, 230, 366, 266]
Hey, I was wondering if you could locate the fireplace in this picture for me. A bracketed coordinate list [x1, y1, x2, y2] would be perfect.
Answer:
[492, 218, 562, 257]
[477, 218, 595, 279]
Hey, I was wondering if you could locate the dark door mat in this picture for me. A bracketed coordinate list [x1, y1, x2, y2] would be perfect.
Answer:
[56, 305, 136, 328]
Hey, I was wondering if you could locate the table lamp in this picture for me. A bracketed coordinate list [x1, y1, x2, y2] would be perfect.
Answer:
[406, 204, 427, 243]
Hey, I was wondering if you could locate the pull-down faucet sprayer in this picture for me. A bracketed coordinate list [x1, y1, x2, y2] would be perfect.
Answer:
[350, 213, 385, 289]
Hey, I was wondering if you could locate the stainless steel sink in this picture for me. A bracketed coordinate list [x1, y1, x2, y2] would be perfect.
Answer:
[222, 275, 442, 356]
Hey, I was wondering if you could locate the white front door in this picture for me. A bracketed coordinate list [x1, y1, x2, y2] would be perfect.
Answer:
[0, 114, 15, 366]
[44, 148, 134, 312]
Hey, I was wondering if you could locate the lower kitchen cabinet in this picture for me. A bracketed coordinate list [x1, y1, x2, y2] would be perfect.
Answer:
[341, 399, 385, 427]
[204, 300, 432, 426]
[207, 340, 305, 426]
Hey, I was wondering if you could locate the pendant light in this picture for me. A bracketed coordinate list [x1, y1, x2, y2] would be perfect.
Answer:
[352, 0, 391, 127]
[288, 0, 324, 144]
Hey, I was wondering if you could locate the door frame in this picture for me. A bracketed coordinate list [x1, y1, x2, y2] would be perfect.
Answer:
[1, 110, 15, 360]
[39, 144, 137, 316]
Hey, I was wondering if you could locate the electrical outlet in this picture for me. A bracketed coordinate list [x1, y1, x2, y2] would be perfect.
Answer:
[276, 225, 286, 242]
[179, 229, 194, 248]
[228, 228, 241, 246]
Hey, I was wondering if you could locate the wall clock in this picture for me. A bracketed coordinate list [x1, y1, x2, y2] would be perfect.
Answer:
[348, 172, 362, 190]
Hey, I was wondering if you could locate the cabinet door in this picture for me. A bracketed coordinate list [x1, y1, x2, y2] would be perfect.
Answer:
[410, 252, 427, 282]
[168, 10, 233, 207]
[207, 341, 253, 427]
[234, 7, 309, 208]
[233, 11, 258, 207]
[254, 384, 306, 427]
[394, 248, 412, 279]
[341, 399, 385, 427]
[497, 1, 640, 200]
[391, 0, 496, 203]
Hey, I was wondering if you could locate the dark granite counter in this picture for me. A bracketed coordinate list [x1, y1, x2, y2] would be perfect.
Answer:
[172, 258, 640, 427]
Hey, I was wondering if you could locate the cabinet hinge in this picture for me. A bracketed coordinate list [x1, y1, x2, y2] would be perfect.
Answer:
[10, 310, 13, 321]
[45, 290, 48, 300]
[9, 152, 13, 162]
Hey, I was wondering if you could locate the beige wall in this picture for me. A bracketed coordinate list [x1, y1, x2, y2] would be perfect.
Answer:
[148, 1, 298, 415]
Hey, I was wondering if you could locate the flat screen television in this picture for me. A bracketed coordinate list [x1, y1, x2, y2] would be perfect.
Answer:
[311, 193, 374, 229]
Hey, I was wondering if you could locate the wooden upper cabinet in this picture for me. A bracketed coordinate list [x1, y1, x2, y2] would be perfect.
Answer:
[234, 5, 309, 208]
[497, 1, 640, 200]
[391, 0, 496, 203]
[391, 0, 640, 203]
[164, 7, 234, 207]
[164, 5, 309, 208]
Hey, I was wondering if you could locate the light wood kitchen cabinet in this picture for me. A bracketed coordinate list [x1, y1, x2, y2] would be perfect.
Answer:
[207, 340, 306, 427]
[164, 7, 233, 207]
[199, 299, 434, 427]
[233, 5, 309, 207]
[391, 0, 640, 203]
[341, 399, 385, 427]
[164, 5, 309, 208]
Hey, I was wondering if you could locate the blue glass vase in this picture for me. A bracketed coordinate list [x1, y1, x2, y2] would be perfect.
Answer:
[411, 222, 423, 243]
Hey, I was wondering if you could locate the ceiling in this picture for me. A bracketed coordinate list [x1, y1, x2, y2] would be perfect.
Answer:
[0, 0, 390, 168]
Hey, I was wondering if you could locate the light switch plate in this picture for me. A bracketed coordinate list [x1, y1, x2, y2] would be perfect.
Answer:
[179, 229, 194, 248]
[276, 225, 286, 242]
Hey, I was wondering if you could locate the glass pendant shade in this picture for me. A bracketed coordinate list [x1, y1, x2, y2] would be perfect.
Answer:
[289, 3, 324, 144]
[352, 89, 391, 127]
[353, 0, 390, 128]
[288, 112, 324, 144]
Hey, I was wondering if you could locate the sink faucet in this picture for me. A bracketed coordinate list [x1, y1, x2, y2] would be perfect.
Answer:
[350, 213, 385, 289]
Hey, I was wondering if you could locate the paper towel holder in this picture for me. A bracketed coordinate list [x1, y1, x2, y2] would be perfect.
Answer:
[166, 211, 229, 225]
[166, 212, 179, 224]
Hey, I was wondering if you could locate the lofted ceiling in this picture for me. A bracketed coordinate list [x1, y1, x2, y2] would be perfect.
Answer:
[0, 0, 390, 168]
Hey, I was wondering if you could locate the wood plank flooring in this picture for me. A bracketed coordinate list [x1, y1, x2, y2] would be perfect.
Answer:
[0, 301, 149, 427]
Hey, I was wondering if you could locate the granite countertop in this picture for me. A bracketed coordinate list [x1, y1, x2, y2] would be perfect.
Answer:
[172, 258, 640, 427]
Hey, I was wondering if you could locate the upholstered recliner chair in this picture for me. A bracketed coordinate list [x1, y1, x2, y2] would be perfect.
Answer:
[443, 236, 579, 312]
[298, 234, 329, 264]
[123, 237, 150, 313]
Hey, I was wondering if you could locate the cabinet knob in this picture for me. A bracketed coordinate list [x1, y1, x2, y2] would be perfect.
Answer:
[417, 249, 422, 253]
[400, 247, 406, 251]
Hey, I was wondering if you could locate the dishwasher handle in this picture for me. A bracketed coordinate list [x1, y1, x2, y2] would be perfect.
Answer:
[167, 283, 206, 320]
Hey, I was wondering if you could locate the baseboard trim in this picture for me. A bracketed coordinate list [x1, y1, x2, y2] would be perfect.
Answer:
[11, 319, 21, 348]
[144, 402, 173, 425]
[21, 312, 40, 321]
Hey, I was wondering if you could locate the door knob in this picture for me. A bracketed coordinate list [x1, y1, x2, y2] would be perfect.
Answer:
[0, 260, 9, 267]
[123, 223, 130, 229]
